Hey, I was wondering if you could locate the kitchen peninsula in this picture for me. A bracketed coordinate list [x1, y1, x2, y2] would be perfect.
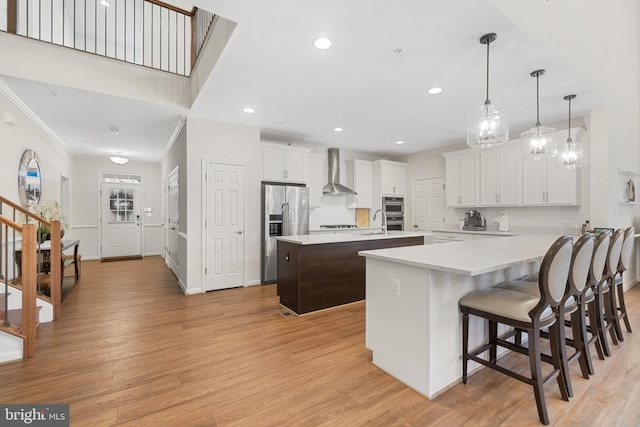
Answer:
[276, 231, 431, 314]
[359, 234, 561, 399]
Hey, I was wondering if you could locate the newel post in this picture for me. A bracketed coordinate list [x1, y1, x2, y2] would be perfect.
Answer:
[49, 220, 62, 319]
[21, 223, 37, 358]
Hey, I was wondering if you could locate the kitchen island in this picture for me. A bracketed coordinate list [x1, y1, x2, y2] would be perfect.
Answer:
[276, 231, 431, 314]
[358, 233, 561, 399]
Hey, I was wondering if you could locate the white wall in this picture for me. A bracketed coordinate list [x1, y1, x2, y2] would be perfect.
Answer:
[0, 91, 73, 210]
[185, 117, 261, 293]
[71, 156, 163, 259]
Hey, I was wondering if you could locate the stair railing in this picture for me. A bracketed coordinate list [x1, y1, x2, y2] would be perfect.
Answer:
[0, 216, 38, 357]
[1, 0, 218, 77]
[0, 195, 62, 320]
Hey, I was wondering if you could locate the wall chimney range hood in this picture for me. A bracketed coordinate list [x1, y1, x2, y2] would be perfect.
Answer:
[322, 148, 357, 196]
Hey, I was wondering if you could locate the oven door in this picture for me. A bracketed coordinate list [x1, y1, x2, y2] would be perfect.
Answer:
[386, 216, 404, 231]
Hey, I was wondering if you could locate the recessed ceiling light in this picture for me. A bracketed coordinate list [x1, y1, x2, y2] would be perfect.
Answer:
[333, 127, 343, 132]
[110, 127, 120, 135]
[242, 107, 255, 114]
[100, 0, 110, 6]
[395, 140, 406, 145]
[313, 37, 332, 50]
[428, 87, 443, 95]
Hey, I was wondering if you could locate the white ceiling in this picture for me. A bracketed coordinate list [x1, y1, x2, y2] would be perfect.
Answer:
[2, 0, 598, 161]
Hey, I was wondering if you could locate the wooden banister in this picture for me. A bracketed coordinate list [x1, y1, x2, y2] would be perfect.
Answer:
[0, 196, 51, 228]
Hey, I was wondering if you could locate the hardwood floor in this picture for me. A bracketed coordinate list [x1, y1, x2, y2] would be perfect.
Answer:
[1, 255, 639, 426]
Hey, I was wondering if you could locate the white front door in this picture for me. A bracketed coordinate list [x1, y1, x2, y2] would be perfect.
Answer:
[412, 177, 445, 231]
[100, 182, 142, 258]
[204, 162, 245, 291]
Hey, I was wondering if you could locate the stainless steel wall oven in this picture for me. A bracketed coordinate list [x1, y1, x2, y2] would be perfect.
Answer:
[382, 196, 404, 231]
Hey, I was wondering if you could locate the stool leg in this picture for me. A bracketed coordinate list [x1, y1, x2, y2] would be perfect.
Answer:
[489, 320, 498, 363]
[587, 298, 606, 360]
[549, 318, 571, 400]
[529, 329, 550, 425]
[617, 280, 632, 333]
[608, 278, 624, 342]
[462, 311, 469, 385]
[571, 306, 590, 379]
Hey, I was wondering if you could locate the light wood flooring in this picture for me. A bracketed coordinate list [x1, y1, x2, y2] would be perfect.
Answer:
[1, 256, 639, 426]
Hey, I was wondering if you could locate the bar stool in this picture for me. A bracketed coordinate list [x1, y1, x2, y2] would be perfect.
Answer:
[589, 229, 623, 357]
[459, 235, 572, 425]
[609, 227, 634, 341]
[497, 233, 594, 394]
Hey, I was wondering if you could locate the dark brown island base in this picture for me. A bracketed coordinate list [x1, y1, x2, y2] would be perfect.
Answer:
[276, 233, 427, 314]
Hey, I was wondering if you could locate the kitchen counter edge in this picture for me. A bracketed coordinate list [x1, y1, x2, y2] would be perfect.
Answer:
[275, 231, 433, 245]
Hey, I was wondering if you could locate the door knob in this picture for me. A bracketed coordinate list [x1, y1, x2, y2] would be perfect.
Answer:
[235, 230, 244, 235]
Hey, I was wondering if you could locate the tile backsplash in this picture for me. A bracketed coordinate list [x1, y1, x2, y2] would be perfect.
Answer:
[446, 205, 590, 234]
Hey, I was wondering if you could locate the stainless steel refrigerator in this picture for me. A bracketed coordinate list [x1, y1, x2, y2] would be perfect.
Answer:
[261, 183, 309, 284]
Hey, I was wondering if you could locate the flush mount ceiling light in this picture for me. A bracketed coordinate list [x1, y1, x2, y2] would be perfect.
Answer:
[313, 37, 332, 50]
[428, 87, 443, 95]
[395, 140, 405, 145]
[521, 69, 557, 159]
[467, 33, 509, 149]
[109, 126, 120, 135]
[100, 0, 111, 7]
[109, 152, 129, 165]
[242, 107, 255, 114]
[333, 127, 343, 132]
[559, 94, 585, 168]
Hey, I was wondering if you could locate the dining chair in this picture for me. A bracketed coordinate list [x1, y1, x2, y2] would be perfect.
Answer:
[459, 235, 573, 425]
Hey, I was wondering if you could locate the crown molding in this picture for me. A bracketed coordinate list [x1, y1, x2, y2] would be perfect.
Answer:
[162, 114, 186, 160]
[0, 77, 66, 148]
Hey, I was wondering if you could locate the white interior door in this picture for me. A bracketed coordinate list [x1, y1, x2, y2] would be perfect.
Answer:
[100, 182, 142, 258]
[166, 167, 180, 275]
[412, 177, 445, 231]
[204, 162, 245, 291]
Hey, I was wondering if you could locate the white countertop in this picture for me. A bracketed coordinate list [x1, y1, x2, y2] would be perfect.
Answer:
[275, 231, 432, 245]
[359, 233, 561, 276]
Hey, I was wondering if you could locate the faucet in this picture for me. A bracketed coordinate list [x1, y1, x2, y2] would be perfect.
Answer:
[373, 209, 387, 234]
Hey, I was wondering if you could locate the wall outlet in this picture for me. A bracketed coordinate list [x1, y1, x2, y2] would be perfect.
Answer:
[390, 278, 400, 297]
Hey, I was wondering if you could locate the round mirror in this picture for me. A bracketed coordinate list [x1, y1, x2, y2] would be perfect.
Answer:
[18, 149, 42, 208]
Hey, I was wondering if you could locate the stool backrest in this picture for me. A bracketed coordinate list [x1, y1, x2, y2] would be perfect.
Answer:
[533, 235, 573, 315]
[618, 227, 635, 273]
[606, 229, 624, 279]
[590, 231, 610, 286]
[568, 233, 595, 296]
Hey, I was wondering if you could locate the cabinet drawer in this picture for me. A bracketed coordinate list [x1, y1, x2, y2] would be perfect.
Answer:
[432, 232, 474, 242]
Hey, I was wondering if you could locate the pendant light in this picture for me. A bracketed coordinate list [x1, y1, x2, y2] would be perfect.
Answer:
[560, 94, 585, 168]
[521, 69, 557, 158]
[467, 33, 509, 149]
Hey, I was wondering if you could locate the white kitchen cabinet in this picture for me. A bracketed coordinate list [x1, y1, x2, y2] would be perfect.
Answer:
[346, 159, 373, 208]
[377, 160, 407, 196]
[480, 141, 521, 206]
[443, 151, 479, 207]
[432, 231, 474, 243]
[522, 156, 578, 205]
[307, 154, 324, 207]
[261, 143, 309, 183]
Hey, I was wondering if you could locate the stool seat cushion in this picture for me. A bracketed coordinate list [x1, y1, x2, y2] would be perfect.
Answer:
[497, 280, 576, 309]
[460, 288, 553, 323]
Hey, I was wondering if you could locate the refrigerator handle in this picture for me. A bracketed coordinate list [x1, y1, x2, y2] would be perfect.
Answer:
[281, 202, 289, 235]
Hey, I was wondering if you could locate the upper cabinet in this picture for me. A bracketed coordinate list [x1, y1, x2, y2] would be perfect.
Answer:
[521, 129, 583, 206]
[261, 142, 310, 183]
[374, 160, 407, 196]
[443, 151, 479, 207]
[346, 159, 373, 208]
[479, 141, 521, 206]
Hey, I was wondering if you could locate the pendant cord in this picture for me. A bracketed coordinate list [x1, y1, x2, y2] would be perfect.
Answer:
[485, 41, 490, 105]
[535, 74, 541, 127]
[567, 97, 572, 143]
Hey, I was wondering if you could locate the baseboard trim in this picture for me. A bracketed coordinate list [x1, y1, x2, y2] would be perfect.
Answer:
[101, 256, 143, 262]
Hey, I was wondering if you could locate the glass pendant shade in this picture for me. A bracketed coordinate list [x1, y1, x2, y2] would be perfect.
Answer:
[467, 33, 508, 149]
[521, 124, 557, 159]
[467, 102, 509, 148]
[522, 69, 557, 159]
[559, 94, 585, 169]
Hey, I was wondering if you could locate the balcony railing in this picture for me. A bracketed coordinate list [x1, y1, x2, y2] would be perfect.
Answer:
[0, 0, 217, 76]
